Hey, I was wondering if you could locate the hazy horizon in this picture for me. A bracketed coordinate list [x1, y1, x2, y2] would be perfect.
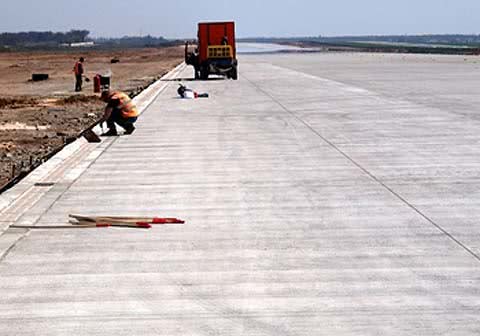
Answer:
[1, 0, 479, 39]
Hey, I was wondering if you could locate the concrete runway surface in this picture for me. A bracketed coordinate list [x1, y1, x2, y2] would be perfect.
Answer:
[0, 52, 479, 335]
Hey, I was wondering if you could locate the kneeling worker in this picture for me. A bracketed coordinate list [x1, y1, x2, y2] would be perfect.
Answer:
[100, 90, 139, 136]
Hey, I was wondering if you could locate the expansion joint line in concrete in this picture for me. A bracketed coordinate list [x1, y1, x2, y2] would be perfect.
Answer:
[242, 73, 480, 265]
[0, 230, 30, 263]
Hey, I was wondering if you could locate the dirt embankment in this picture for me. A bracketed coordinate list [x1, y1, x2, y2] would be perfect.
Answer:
[0, 46, 183, 188]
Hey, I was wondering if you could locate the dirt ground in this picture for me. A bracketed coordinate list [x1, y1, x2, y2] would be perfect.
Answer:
[0, 46, 183, 188]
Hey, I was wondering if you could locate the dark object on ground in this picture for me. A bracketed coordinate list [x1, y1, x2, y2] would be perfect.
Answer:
[82, 129, 101, 142]
[79, 120, 102, 143]
[177, 84, 209, 99]
[111, 58, 120, 64]
[32, 74, 49, 81]
[84, 77, 90, 83]
[177, 84, 188, 98]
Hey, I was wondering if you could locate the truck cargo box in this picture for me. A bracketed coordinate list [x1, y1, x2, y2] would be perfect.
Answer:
[185, 21, 238, 80]
[198, 22, 236, 62]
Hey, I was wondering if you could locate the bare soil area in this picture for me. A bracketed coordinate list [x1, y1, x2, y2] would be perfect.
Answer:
[0, 46, 183, 188]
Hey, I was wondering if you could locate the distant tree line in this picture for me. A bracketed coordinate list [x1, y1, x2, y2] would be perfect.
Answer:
[315, 34, 480, 46]
[239, 34, 480, 47]
[0, 30, 178, 50]
[93, 35, 170, 48]
[0, 30, 90, 46]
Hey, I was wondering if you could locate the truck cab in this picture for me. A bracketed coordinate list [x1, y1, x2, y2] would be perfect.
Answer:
[185, 21, 238, 80]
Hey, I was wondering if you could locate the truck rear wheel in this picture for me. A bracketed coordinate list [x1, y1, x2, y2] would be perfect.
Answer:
[200, 66, 209, 80]
[230, 66, 238, 80]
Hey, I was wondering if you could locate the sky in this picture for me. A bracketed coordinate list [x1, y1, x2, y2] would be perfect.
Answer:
[1, 0, 479, 38]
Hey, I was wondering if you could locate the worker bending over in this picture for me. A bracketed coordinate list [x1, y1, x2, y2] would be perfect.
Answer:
[100, 90, 139, 136]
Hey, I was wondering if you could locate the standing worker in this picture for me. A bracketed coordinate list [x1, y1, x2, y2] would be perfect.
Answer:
[99, 90, 139, 136]
[73, 57, 85, 92]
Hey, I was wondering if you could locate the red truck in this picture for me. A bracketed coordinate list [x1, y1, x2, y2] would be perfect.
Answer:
[185, 21, 238, 80]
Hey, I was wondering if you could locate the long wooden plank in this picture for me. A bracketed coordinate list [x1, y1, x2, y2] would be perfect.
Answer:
[69, 214, 184, 224]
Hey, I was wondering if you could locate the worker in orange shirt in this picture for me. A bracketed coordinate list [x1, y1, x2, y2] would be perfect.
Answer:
[99, 90, 139, 136]
[73, 57, 85, 92]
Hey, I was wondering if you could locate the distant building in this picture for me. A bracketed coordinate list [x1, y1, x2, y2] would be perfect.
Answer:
[61, 42, 95, 48]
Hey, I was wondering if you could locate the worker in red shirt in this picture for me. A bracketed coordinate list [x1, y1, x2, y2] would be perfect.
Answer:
[73, 57, 85, 92]
[99, 90, 139, 136]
